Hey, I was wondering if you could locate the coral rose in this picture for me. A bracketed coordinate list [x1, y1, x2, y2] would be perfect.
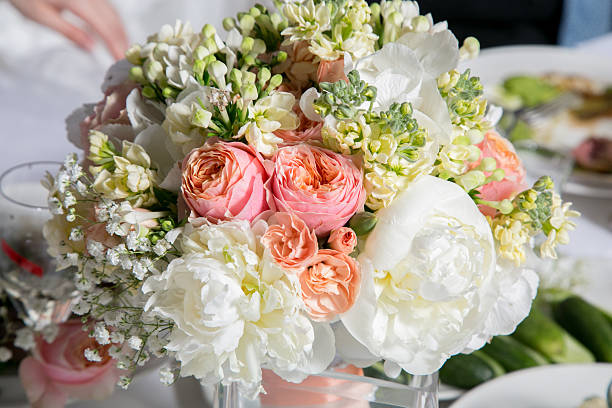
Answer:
[470, 131, 527, 216]
[268, 145, 365, 236]
[274, 105, 323, 145]
[328, 227, 357, 254]
[181, 140, 269, 222]
[261, 212, 318, 270]
[317, 58, 348, 84]
[300, 249, 361, 321]
[18, 320, 120, 408]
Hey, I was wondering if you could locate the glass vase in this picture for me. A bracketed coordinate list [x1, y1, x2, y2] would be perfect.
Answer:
[212, 368, 438, 408]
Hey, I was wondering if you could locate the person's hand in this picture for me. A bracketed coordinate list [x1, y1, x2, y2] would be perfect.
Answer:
[8, 0, 129, 60]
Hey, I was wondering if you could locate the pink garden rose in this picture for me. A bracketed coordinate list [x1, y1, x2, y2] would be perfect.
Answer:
[261, 212, 318, 270]
[299, 249, 361, 321]
[268, 145, 365, 236]
[80, 82, 137, 153]
[19, 320, 120, 408]
[327, 227, 357, 254]
[470, 131, 527, 216]
[181, 140, 269, 222]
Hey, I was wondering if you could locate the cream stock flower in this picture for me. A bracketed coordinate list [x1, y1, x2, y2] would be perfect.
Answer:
[282, 1, 331, 43]
[341, 176, 536, 375]
[237, 92, 299, 156]
[540, 193, 580, 259]
[143, 220, 334, 396]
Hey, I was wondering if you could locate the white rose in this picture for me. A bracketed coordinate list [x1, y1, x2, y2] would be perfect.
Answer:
[340, 176, 537, 375]
[143, 220, 334, 396]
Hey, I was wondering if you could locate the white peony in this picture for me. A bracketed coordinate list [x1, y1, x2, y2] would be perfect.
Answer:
[142, 220, 334, 396]
[340, 176, 537, 375]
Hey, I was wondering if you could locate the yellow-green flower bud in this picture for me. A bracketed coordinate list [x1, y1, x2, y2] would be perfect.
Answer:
[370, 3, 381, 22]
[241, 84, 258, 102]
[125, 45, 142, 65]
[203, 54, 217, 66]
[243, 54, 256, 66]
[142, 86, 157, 99]
[276, 51, 288, 63]
[460, 36, 480, 60]
[129, 66, 146, 84]
[204, 37, 218, 54]
[201, 24, 216, 39]
[257, 67, 271, 84]
[349, 212, 377, 236]
[412, 15, 430, 32]
[193, 45, 210, 61]
[458, 170, 486, 191]
[389, 11, 403, 26]
[268, 74, 283, 90]
[241, 37, 255, 54]
[249, 6, 261, 17]
[193, 60, 205, 80]
[270, 12, 283, 29]
[252, 39, 266, 55]
[242, 71, 256, 85]
[229, 68, 243, 86]
[479, 157, 497, 172]
[223, 17, 236, 31]
[533, 175, 554, 192]
[240, 14, 256, 33]
[453, 135, 471, 146]
[162, 86, 179, 99]
[467, 128, 484, 144]
[499, 199, 514, 215]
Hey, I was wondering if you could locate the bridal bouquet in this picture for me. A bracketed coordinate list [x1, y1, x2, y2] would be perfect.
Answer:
[40, 0, 578, 399]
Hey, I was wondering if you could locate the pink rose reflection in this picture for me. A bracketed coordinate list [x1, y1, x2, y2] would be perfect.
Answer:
[300, 249, 361, 322]
[181, 141, 269, 222]
[470, 131, 527, 217]
[18, 320, 120, 408]
[268, 145, 365, 236]
[262, 212, 318, 270]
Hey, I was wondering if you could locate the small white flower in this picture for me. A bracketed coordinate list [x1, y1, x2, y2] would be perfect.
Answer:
[87, 241, 106, 261]
[14, 328, 35, 351]
[42, 324, 59, 343]
[159, 367, 177, 385]
[128, 336, 143, 350]
[84, 348, 102, 362]
[110, 331, 125, 344]
[153, 239, 171, 257]
[72, 299, 91, 315]
[108, 345, 123, 359]
[69, 227, 84, 242]
[93, 323, 111, 345]
[0, 347, 12, 362]
[118, 376, 132, 390]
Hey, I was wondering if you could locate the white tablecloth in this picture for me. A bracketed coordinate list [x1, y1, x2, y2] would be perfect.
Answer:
[0, 4, 611, 406]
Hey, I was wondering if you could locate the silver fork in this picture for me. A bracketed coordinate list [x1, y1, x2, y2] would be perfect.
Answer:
[501, 92, 582, 136]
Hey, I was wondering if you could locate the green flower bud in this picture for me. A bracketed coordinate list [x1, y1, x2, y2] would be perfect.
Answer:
[467, 128, 484, 144]
[160, 219, 174, 232]
[491, 168, 505, 182]
[499, 199, 514, 215]
[350, 212, 378, 236]
[162, 86, 179, 99]
[129, 66, 146, 83]
[223, 17, 236, 31]
[389, 11, 403, 26]
[268, 74, 283, 90]
[533, 175, 554, 192]
[240, 14, 256, 33]
[241, 83, 258, 101]
[370, 3, 381, 21]
[276, 50, 288, 63]
[203, 54, 217, 66]
[193, 45, 210, 61]
[193, 60, 205, 80]
[364, 86, 377, 100]
[411, 15, 430, 32]
[142, 86, 157, 99]
[257, 67, 271, 84]
[479, 157, 497, 172]
[204, 37, 218, 54]
[335, 105, 355, 120]
[201, 24, 216, 39]
[249, 6, 261, 17]
[242, 71, 257, 85]
[241, 37, 255, 54]
[458, 170, 486, 191]
[252, 39, 267, 55]
[229, 68, 243, 85]
[243, 54, 256, 66]
[270, 12, 283, 29]
[125, 45, 142, 65]
[453, 135, 471, 146]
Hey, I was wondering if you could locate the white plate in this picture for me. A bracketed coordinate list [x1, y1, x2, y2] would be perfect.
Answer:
[460, 45, 612, 198]
[449, 363, 612, 408]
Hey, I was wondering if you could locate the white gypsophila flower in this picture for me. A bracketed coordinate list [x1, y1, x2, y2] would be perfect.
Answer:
[128, 336, 143, 351]
[143, 219, 334, 396]
[118, 376, 132, 390]
[84, 348, 102, 362]
[72, 299, 91, 315]
[340, 176, 537, 375]
[0, 347, 12, 362]
[14, 328, 35, 351]
[94, 323, 111, 345]
[237, 92, 299, 156]
[110, 331, 125, 344]
[153, 239, 172, 257]
[351, 42, 454, 145]
[159, 366, 177, 385]
[108, 345, 123, 360]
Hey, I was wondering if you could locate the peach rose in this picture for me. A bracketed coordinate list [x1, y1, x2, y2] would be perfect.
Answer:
[262, 212, 318, 270]
[80, 82, 137, 152]
[181, 140, 269, 222]
[268, 145, 365, 236]
[317, 58, 348, 84]
[299, 249, 361, 321]
[18, 320, 120, 408]
[279, 41, 319, 91]
[328, 227, 357, 254]
[469, 131, 527, 216]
